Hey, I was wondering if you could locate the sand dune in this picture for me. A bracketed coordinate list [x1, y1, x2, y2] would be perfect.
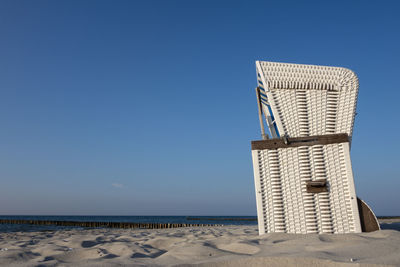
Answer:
[0, 226, 399, 266]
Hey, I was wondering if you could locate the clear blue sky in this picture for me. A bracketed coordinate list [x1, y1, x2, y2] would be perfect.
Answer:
[0, 0, 399, 216]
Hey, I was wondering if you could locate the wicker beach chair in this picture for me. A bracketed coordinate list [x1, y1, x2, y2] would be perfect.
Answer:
[251, 61, 379, 234]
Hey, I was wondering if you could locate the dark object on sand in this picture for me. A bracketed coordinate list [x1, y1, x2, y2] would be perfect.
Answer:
[358, 197, 380, 232]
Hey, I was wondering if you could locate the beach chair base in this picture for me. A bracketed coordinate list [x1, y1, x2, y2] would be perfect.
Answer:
[252, 134, 362, 234]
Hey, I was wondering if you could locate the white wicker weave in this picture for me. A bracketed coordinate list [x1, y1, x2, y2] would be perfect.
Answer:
[252, 61, 363, 235]
[256, 61, 359, 139]
[252, 139, 362, 234]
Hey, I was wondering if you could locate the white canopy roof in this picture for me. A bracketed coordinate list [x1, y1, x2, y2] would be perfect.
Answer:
[256, 61, 359, 139]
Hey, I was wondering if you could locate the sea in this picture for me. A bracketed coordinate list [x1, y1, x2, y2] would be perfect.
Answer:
[0, 216, 398, 232]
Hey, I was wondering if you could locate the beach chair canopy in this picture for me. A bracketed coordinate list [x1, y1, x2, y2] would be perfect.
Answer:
[256, 61, 359, 139]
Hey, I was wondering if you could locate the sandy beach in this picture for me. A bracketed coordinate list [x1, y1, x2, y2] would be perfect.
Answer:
[0, 225, 399, 266]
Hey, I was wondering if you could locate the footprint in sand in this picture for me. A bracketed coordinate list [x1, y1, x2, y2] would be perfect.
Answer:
[318, 236, 332, 242]
[81, 240, 99, 248]
[42, 256, 55, 262]
[216, 243, 260, 255]
[97, 248, 119, 259]
[272, 239, 287, 244]
[131, 250, 166, 259]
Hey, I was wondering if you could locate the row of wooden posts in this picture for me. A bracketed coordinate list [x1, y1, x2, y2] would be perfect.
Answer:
[187, 217, 257, 221]
[0, 219, 221, 229]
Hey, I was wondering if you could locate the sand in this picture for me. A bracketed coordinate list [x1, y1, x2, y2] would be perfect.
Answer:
[0, 225, 399, 266]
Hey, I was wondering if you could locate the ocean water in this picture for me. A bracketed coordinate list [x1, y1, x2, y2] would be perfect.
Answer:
[0, 216, 398, 232]
[0, 216, 257, 232]
[379, 223, 400, 231]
